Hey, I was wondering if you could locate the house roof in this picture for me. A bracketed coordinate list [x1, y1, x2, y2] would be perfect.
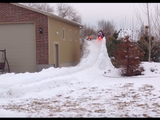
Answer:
[10, 3, 83, 28]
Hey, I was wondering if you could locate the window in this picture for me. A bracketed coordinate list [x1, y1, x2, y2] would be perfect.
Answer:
[69, 30, 72, 41]
[75, 31, 77, 42]
[62, 28, 65, 40]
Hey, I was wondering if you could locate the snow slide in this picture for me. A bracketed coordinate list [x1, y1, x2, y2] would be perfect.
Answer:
[0, 37, 114, 99]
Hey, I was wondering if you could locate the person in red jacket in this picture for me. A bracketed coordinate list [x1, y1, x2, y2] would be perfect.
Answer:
[89, 36, 92, 41]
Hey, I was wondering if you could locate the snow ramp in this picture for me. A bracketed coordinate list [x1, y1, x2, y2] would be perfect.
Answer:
[0, 37, 114, 99]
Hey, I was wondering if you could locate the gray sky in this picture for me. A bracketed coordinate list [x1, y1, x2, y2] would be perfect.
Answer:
[51, 3, 141, 30]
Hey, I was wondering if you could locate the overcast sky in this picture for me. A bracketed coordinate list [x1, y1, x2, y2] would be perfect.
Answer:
[51, 3, 142, 30]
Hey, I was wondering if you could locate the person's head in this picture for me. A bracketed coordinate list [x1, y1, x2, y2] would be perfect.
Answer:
[98, 32, 102, 35]
[89, 36, 92, 39]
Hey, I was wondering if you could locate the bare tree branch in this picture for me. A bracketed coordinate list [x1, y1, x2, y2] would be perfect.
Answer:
[56, 3, 81, 23]
[97, 20, 115, 38]
[21, 3, 55, 13]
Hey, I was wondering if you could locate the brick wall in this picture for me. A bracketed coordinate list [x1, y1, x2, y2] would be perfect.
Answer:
[0, 3, 48, 64]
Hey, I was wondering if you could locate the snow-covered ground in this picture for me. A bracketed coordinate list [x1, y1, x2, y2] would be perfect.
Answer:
[0, 38, 160, 117]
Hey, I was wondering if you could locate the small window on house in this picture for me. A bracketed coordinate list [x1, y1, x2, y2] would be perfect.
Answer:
[75, 31, 77, 42]
[62, 28, 65, 40]
[69, 30, 72, 41]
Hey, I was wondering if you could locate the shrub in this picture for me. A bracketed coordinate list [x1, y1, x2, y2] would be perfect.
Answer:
[114, 36, 144, 76]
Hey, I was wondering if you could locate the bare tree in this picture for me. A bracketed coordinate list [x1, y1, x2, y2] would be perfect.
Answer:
[21, 3, 82, 23]
[154, 3, 160, 41]
[21, 3, 55, 13]
[134, 3, 160, 62]
[80, 23, 97, 40]
[97, 20, 115, 38]
[118, 15, 140, 41]
[56, 3, 81, 23]
[138, 23, 145, 39]
[80, 23, 97, 57]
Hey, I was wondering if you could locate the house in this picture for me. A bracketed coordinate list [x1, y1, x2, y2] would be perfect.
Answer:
[0, 3, 83, 73]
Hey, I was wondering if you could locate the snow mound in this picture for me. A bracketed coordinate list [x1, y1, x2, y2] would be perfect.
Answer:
[94, 37, 114, 70]
[0, 37, 115, 99]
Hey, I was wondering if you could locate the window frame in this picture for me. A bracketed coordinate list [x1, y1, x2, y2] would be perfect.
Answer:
[75, 31, 77, 42]
[69, 29, 72, 41]
[62, 28, 65, 40]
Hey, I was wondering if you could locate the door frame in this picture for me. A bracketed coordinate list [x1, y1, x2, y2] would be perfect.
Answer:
[54, 43, 59, 68]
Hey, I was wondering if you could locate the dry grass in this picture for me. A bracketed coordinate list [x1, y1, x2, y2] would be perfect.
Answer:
[0, 83, 160, 117]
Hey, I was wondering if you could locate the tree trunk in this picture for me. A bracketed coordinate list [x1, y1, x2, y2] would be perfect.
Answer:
[147, 3, 151, 62]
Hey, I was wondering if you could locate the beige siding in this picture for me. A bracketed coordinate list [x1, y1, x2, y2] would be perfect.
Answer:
[0, 22, 36, 73]
[48, 17, 80, 67]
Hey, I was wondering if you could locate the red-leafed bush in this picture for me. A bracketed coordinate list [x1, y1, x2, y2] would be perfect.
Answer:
[114, 36, 144, 76]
